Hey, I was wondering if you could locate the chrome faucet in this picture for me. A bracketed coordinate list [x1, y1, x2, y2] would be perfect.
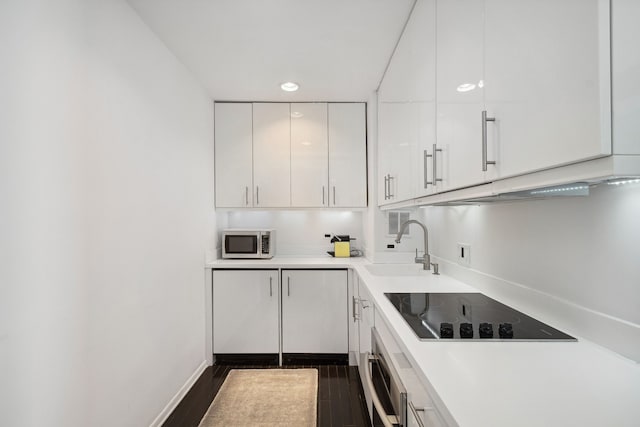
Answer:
[395, 219, 438, 273]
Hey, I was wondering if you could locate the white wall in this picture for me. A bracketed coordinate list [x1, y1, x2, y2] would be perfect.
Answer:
[1, 1, 89, 425]
[85, 2, 215, 426]
[0, 1, 215, 426]
[421, 183, 640, 361]
[224, 211, 364, 256]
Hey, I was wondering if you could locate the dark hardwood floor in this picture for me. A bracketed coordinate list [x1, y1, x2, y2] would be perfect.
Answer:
[162, 362, 371, 427]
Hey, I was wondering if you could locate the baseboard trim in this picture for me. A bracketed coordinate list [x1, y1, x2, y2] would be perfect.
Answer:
[149, 360, 208, 427]
[282, 353, 349, 365]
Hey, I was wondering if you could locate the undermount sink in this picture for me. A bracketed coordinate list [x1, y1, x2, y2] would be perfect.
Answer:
[364, 264, 431, 277]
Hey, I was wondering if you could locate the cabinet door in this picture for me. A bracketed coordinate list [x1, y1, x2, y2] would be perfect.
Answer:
[357, 280, 374, 367]
[328, 103, 367, 207]
[214, 103, 253, 207]
[253, 103, 291, 207]
[212, 270, 279, 354]
[436, 0, 487, 191]
[378, 13, 417, 206]
[484, 0, 611, 179]
[290, 103, 329, 207]
[281, 270, 348, 353]
[377, 102, 415, 204]
[409, 0, 438, 198]
[356, 278, 375, 421]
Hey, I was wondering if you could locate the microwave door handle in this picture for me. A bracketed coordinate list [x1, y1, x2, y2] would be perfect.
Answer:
[363, 353, 398, 427]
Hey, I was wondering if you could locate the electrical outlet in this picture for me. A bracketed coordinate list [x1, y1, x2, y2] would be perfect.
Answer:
[457, 243, 471, 266]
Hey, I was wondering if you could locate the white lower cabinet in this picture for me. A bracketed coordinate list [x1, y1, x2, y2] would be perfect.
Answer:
[354, 273, 375, 420]
[212, 269, 279, 354]
[213, 268, 348, 356]
[281, 269, 348, 353]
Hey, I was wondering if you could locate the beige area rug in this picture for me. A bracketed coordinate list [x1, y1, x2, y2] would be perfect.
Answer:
[198, 368, 318, 427]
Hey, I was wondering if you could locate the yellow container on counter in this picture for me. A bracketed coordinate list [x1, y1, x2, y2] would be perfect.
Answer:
[334, 241, 351, 257]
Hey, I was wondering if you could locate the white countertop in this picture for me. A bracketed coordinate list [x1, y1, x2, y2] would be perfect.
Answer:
[207, 257, 640, 426]
[206, 256, 369, 269]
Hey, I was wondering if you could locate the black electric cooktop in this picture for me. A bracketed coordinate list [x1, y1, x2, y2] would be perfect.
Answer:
[385, 293, 576, 341]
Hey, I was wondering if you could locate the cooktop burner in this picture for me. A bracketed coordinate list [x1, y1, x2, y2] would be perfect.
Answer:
[385, 293, 576, 341]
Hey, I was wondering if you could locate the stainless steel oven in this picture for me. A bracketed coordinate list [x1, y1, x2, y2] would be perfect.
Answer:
[362, 327, 407, 427]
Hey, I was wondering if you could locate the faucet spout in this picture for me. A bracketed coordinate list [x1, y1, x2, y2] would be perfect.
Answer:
[395, 219, 431, 270]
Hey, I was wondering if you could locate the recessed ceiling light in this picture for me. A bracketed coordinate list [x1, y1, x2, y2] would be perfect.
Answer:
[281, 82, 299, 92]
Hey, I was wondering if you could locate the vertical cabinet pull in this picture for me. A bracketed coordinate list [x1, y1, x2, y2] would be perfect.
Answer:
[333, 186, 336, 206]
[245, 186, 249, 206]
[432, 144, 442, 185]
[322, 186, 325, 205]
[424, 150, 433, 188]
[256, 186, 260, 205]
[352, 296, 360, 321]
[383, 175, 389, 200]
[269, 277, 273, 297]
[287, 276, 290, 297]
[482, 110, 496, 171]
[388, 175, 394, 199]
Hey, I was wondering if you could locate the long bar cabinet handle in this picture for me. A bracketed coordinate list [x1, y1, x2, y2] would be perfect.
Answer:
[432, 144, 442, 185]
[269, 277, 273, 297]
[424, 150, 433, 188]
[363, 353, 398, 427]
[482, 110, 496, 171]
[383, 175, 389, 200]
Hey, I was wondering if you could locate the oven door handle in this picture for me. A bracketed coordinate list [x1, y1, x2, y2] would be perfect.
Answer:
[364, 353, 399, 427]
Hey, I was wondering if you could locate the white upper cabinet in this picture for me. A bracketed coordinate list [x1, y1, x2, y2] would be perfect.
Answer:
[408, 0, 437, 199]
[328, 103, 367, 207]
[214, 103, 253, 208]
[252, 103, 291, 207]
[291, 103, 329, 207]
[377, 0, 613, 206]
[378, 0, 437, 205]
[215, 102, 367, 209]
[378, 102, 415, 204]
[484, 0, 611, 179]
[436, 0, 487, 192]
[291, 102, 368, 208]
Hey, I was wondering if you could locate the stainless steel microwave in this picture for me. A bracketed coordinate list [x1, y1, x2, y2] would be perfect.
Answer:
[222, 229, 275, 259]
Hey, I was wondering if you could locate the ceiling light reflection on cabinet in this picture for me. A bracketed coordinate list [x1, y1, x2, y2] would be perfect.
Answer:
[291, 111, 304, 118]
[457, 83, 476, 92]
[300, 141, 312, 146]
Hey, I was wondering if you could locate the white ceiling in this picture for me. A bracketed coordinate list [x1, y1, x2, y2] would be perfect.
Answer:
[126, 0, 415, 101]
